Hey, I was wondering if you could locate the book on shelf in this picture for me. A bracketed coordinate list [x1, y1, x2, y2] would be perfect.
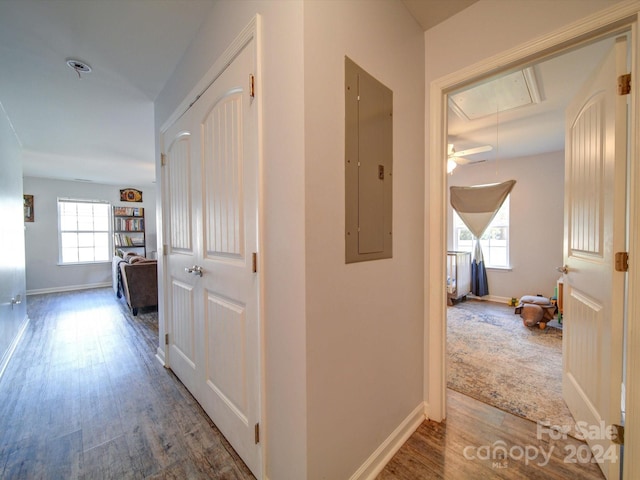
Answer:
[113, 206, 144, 217]
[115, 218, 144, 231]
[115, 233, 144, 247]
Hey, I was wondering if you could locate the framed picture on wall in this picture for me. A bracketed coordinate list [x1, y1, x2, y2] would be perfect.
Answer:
[120, 188, 143, 202]
[24, 194, 34, 222]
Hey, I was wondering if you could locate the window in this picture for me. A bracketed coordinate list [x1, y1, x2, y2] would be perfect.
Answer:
[58, 199, 110, 264]
[453, 195, 510, 268]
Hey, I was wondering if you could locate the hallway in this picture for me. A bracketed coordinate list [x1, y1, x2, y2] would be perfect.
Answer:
[0, 288, 253, 479]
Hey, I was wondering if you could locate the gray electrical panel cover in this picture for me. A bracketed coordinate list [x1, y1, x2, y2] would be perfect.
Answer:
[345, 56, 393, 263]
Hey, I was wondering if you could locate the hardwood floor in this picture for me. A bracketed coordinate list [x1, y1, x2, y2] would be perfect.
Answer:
[0, 288, 254, 479]
[379, 389, 606, 479]
[0, 288, 608, 479]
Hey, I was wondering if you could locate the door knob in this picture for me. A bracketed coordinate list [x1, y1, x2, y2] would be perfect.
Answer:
[557, 265, 569, 274]
[185, 265, 204, 277]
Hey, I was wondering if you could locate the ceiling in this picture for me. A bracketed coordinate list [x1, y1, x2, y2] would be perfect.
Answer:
[446, 36, 614, 167]
[1, 0, 484, 187]
[0, 0, 615, 186]
[0, 0, 214, 186]
[402, 0, 615, 169]
[401, 0, 479, 31]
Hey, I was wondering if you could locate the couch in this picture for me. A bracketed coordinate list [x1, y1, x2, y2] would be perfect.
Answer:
[112, 252, 158, 316]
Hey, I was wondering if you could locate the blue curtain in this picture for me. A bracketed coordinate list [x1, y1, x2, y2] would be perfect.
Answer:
[470, 239, 489, 297]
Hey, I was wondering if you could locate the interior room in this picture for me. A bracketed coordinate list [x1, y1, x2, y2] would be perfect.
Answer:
[445, 33, 618, 438]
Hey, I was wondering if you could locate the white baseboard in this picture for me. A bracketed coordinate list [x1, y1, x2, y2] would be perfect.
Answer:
[0, 315, 29, 381]
[422, 401, 433, 420]
[156, 348, 166, 367]
[467, 294, 510, 304]
[349, 402, 425, 480]
[26, 282, 111, 296]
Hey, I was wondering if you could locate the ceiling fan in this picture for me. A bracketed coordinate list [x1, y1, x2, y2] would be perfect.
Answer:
[447, 144, 493, 173]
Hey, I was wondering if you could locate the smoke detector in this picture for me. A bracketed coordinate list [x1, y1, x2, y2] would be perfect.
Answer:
[66, 59, 92, 78]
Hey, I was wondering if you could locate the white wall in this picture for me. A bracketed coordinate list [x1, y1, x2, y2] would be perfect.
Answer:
[304, 1, 424, 478]
[23, 176, 156, 294]
[0, 105, 28, 375]
[154, 2, 307, 479]
[447, 152, 564, 300]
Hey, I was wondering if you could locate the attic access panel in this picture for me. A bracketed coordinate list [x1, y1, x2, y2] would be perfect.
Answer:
[345, 57, 393, 264]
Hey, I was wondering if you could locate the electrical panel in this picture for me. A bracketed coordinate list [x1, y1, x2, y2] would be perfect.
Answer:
[345, 56, 393, 264]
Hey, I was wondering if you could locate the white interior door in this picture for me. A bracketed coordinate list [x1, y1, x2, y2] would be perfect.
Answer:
[162, 39, 261, 478]
[563, 35, 628, 480]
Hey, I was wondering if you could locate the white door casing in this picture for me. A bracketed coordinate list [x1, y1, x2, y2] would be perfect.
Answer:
[162, 38, 261, 478]
[562, 35, 628, 480]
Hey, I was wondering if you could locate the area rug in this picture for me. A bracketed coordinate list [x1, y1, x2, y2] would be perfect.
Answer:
[447, 300, 577, 435]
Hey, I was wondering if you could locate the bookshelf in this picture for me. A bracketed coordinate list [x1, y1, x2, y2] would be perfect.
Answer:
[113, 206, 146, 257]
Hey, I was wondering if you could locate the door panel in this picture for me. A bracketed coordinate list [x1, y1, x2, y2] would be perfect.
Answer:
[167, 134, 194, 252]
[169, 280, 196, 372]
[563, 35, 627, 480]
[205, 293, 248, 422]
[565, 289, 602, 405]
[203, 92, 245, 260]
[569, 95, 604, 256]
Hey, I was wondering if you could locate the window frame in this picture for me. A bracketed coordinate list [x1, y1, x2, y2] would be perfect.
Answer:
[453, 195, 510, 269]
[57, 198, 112, 265]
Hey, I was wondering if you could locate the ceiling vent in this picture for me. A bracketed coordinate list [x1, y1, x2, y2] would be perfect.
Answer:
[66, 59, 92, 78]
[449, 66, 541, 121]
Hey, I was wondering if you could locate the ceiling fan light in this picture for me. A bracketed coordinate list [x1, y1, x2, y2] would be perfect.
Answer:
[447, 143, 455, 156]
[447, 158, 458, 174]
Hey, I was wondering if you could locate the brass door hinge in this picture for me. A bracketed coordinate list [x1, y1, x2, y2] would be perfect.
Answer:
[161, 153, 167, 166]
[612, 424, 624, 445]
[618, 73, 631, 95]
[254, 422, 260, 444]
[252, 252, 258, 273]
[250, 74, 256, 98]
[165, 333, 169, 345]
[615, 252, 629, 272]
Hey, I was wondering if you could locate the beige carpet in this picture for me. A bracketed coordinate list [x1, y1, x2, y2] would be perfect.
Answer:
[447, 299, 576, 434]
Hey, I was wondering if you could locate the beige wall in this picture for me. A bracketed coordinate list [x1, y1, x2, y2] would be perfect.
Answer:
[304, 1, 424, 478]
[0, 106, 27, 374]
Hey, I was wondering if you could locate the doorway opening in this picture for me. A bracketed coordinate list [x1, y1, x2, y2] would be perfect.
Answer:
[427, 10, 637, 477]
[444, 34, 616, 431]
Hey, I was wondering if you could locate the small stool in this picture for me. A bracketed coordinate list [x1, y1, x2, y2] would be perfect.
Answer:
[515, 295, 556, 329]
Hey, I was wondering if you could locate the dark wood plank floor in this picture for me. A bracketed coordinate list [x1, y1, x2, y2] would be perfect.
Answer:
[379, 389, 606, 479]
[0, 288, 609, 479]
[0, 288, 254, 479]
